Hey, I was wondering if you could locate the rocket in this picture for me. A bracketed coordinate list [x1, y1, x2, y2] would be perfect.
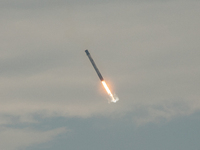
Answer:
[85, 50, 104, 81]
[85, 49, 119, 103]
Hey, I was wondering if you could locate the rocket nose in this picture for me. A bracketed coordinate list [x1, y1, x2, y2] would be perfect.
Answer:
[85, 50, 90, 55]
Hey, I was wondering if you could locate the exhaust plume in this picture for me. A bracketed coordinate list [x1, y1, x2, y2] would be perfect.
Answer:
[102, 81, 119, 103]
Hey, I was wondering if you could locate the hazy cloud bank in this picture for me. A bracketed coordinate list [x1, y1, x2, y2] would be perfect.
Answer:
[0, 127, 67, 150]
[0, 0, 200, 132]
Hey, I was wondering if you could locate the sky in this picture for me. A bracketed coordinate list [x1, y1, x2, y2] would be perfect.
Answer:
[0, 0, 200, 149]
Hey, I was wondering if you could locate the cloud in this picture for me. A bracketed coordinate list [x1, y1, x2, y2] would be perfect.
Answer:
[131, 99, 200, 125]
[0, 127, 67, 150]
[0, 0, 200, 127]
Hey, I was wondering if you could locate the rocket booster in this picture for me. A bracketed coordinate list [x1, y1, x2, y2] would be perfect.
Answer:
[85, 50, 104, 81]
[85, 49, 119, 103]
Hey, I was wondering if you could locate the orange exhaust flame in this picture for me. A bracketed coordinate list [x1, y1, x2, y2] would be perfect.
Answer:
[101, 81, 119, 103]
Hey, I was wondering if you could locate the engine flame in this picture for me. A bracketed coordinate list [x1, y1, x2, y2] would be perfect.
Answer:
[101, 81, 119, 103]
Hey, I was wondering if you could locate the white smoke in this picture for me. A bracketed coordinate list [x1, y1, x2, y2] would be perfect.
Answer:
[108, 93, 119, 103]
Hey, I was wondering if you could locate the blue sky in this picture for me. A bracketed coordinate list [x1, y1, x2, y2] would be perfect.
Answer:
[0, 0, 200, 149]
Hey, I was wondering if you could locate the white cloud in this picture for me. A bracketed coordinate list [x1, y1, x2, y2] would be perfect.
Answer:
[0, 0, 200, 126]
[131, 99, 200, 125]
[0, 127, 67, 150]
